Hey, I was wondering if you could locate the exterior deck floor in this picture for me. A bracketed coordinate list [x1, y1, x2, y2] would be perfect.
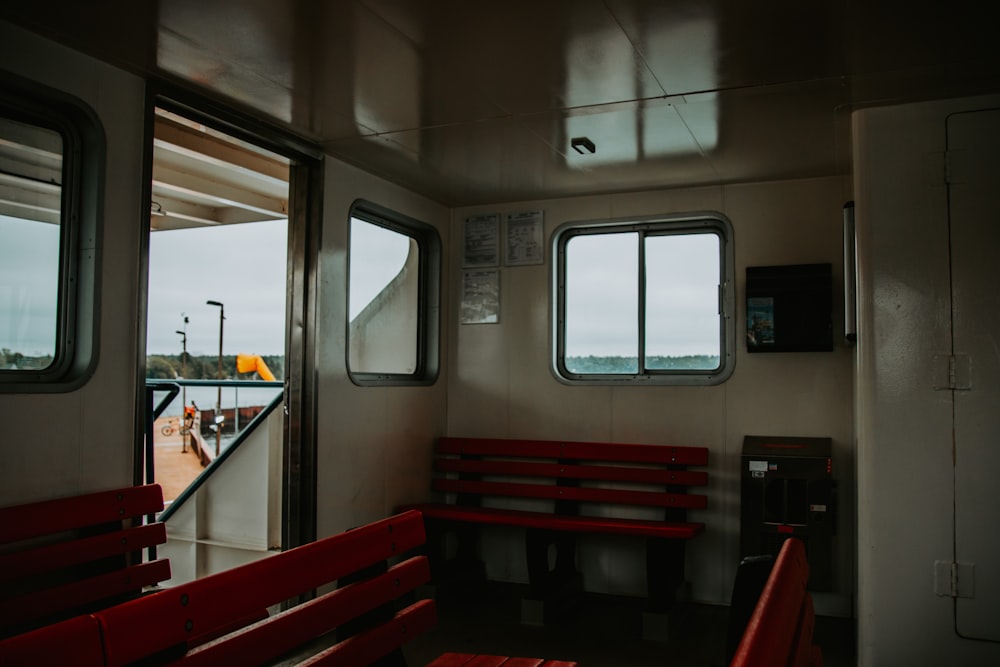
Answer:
[152, 418, 206, 503]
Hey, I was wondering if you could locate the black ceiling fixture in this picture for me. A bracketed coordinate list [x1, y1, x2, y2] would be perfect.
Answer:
[571, 136, 596, 154]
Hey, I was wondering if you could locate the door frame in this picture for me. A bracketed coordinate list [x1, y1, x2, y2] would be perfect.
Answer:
[134, 81, 323, 550]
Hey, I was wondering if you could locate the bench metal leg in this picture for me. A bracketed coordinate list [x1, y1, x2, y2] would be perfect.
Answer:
[646, 537, 686, 613]
[522, 529, 583, 626]
[643, 537, 688, 641]
[423, 520, 487, 602]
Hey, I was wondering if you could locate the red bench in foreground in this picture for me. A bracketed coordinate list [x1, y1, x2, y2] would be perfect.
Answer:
[0, 484, 170, 639]
[1, 509, 577, 667]
[730, 537, 824, 667]
[403, 437, 708, 634]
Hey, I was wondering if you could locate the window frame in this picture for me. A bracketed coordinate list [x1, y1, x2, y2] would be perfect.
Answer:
[346, 199, 441, 387]
[552, 211, 735, 386]
[0, 72, 104, 392]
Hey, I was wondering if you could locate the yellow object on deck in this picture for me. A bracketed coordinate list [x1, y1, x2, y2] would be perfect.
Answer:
[236, 353, 277, 381]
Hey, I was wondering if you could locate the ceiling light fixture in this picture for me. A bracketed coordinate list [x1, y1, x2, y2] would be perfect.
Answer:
[571, 137, 596, 154]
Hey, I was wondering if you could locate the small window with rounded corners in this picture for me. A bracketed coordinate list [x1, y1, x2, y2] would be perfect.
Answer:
[0, 74, 103, 392]
[347, 200, 440, 386]
[552, 212, 735, 386]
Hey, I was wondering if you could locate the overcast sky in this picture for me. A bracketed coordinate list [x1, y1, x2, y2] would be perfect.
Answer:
[4, 211, 719, 362]
[149, 217, 409, 356]
[0, 215, 59, 357]
[147, 220, 288, 356]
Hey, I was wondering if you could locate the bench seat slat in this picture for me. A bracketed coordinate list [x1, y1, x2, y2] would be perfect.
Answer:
[296, 599, 438, 667]
[472, 658, 538, 667]
[426, 654, 480, 666]
[171, 556, 431, 666]
[0, 559, 171, 628]
[409, 504, 705, 539]
[433, 478, 707, 510]
[0, 484, 164, 543]
[439, 437, 708, 466]
[435, 458, 708, 486]
[0, 523, 167, 582]
[96, 511, 426, 667]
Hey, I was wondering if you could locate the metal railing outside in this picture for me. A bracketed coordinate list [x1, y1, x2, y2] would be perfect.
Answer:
[144, 379, 283, 523]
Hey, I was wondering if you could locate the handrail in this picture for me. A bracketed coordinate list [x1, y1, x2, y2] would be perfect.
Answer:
[148, 382, 180, 420]
[146, 378, 284, 389]
[156, 387, 283, 524]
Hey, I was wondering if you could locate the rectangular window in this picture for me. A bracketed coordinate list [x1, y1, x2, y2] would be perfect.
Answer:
[0, 75, 102, 390]
[347, 200, 440, 385]
[554, 213, 734, 385]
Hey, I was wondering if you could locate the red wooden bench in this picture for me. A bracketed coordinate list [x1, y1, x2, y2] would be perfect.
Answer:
[0, 509, 578, 667]
[0, 484, 170, 638]
[402, 436, 708, 630]
[730, 537, 824, 667]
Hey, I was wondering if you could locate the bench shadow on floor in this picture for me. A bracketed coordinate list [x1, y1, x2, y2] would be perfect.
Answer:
[404, 582, 855, 667]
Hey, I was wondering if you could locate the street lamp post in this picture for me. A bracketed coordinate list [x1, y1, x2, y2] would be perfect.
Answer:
[206, 300, 225, 457]
[175, 314, 189, 452]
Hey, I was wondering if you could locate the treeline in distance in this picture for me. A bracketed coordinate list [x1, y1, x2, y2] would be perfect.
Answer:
[146, 353, 284, 380]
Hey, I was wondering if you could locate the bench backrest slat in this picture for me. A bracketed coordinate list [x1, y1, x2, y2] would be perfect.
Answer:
[2, 560, 171, 630]
[731, 538, 813, 667]
[170, 555, 431, 667]
[296, 599, 438, 667]
[435, 458, 708, 487]
[434, 478, 708, 510]
[0, 613, 106, 667]
[0, 485, 164, 543]
[0, 523, 166, 582]
[97, 510, 427, 667]
[439, 437, 708, 466]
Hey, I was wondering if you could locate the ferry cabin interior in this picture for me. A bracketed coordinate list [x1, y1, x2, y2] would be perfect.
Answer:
[2, 2, 1000, 665]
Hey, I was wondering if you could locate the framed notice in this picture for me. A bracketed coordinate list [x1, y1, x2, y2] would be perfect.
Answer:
[463, 214, 500, 267]
[505, 210, 544, 266]
[461, 269, 500, 324]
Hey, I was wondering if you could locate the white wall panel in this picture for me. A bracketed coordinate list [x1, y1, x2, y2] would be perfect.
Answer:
[315, 157, 449, 538]
[854, 95, 1000, 666]
[0, 21, 145, 505]
[450, 176, 854, 610]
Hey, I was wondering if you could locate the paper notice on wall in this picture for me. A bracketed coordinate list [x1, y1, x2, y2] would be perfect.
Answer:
[505, 210, 544, 266]
[461, 269, 500, 324]
[464, 214, 500, 267]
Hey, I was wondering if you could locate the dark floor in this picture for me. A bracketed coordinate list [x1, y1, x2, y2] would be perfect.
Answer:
[404, 582, 855, 667]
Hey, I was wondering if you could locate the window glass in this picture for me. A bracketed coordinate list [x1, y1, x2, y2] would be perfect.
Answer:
[347, 201, 440, 385]
[348, 217, 419, 374]
[564, 232, 638, 374]
[0, 215, 60, 369]
[0, 117, 63, 372]
[644, 233, 721, 370]
[555, 214, 733, 385]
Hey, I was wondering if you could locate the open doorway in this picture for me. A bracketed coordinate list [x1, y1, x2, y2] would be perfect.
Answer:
[141, 103, 317, 584]
[145, 108, 289, 503]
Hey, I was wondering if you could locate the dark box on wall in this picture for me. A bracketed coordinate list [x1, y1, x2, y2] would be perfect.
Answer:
[746, 263, 833, 352]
